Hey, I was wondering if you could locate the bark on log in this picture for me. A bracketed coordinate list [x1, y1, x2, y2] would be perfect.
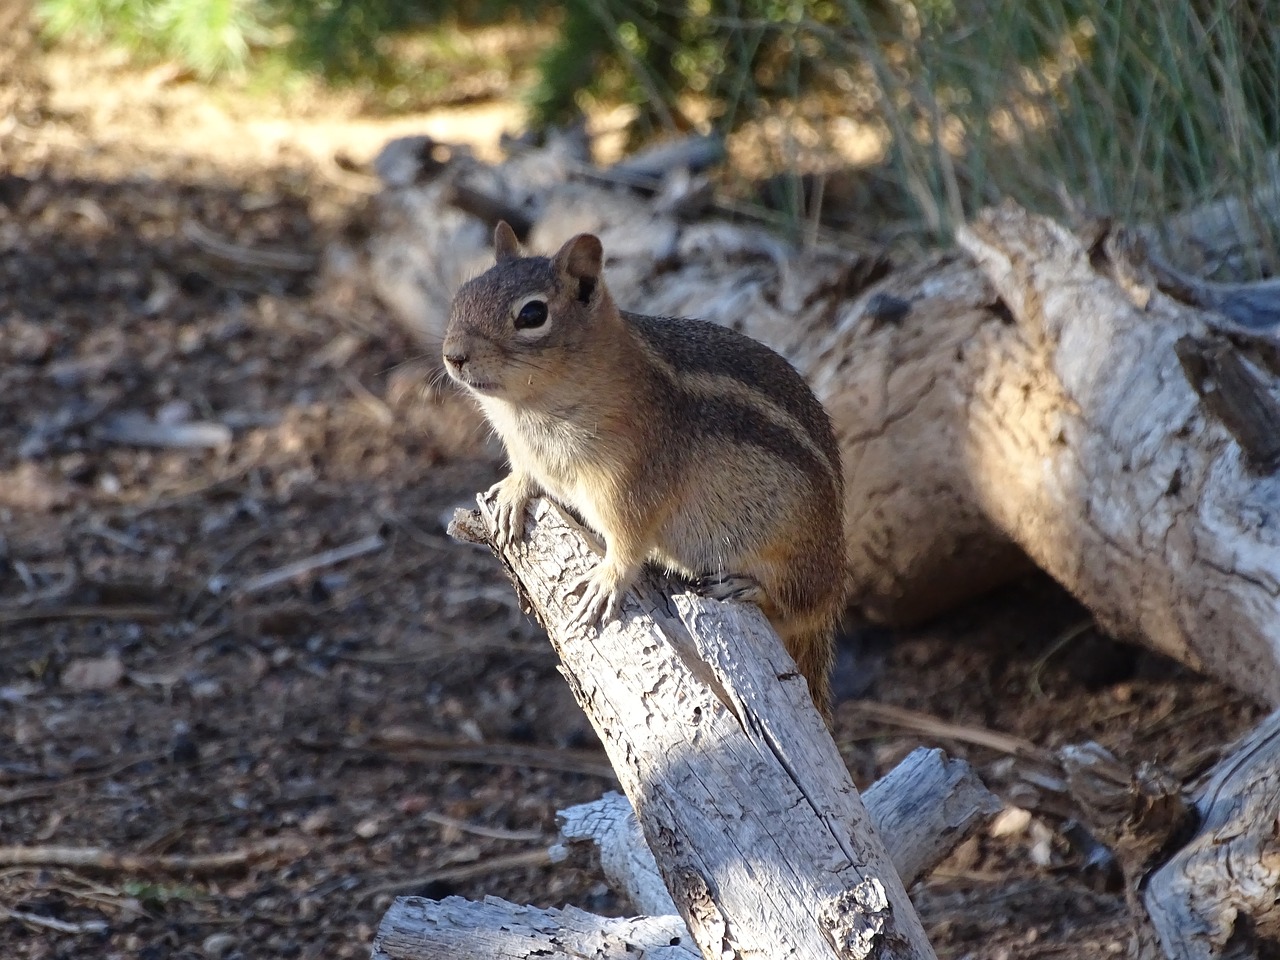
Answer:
[952, 206, 1280, 704]
[445, 496, 938, 959]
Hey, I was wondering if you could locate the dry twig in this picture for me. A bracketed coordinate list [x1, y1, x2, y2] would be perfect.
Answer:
[0, 906, 108, 935]
[182, 219, 316, 272]
[238, 533, 385, 595]
[0, 837, 307, 875]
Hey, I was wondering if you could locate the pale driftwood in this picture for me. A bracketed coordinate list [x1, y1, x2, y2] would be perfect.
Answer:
[953, 206, 1280, 704]
[374, 748, 995, 958]
[556, 792, 678, 916]
[372, 896, 697, 960]
[1144, 709, 1280, 959]
[860, 746, 1001, 887]
[555, 749, 998, 917]
[447, 496, 938, 959]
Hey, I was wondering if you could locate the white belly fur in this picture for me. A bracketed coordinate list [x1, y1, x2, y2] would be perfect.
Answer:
[480, 398, 614, 540]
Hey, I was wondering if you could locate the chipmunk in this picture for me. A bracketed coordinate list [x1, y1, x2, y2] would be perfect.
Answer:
[443, 221, 847, 716]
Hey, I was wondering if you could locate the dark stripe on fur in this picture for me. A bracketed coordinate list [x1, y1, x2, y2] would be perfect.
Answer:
[626, 312, 841, 479]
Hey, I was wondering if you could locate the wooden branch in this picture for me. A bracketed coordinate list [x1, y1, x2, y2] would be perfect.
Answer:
[1144, 709, 1280, 958]
[373, 896, 697, 960]
[237, 533, 385, 595]
[442, 182, 534, 239]
[556, 749, 998, 917]
[373, 745, 995, 958]
[1174, 334, 1280, 472]
[446, 497, 938, 959]
[860, 745, 1001, 887]
[0, 837, 306, 874]
[602, 134, 726, 190]
[556, 792, 678, 915]
[1127, 232, 1280, 330]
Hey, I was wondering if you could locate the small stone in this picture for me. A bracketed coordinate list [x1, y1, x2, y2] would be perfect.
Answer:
[301, 809, 332, 835]
[202, 932, 236, 958]
[354, 816, 382, 839]
[988, 805, 1032, 838]
[62, 654, 126, 691]
[188, 677, 224, 701]
[1028, 819, 1055, 867]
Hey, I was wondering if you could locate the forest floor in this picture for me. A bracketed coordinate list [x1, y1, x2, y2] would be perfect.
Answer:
[0, 13, 1264, 960]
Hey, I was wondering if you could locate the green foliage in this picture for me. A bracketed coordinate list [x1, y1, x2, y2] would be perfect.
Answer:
[37, 0, 544, 91]
[36, 0, 1280, 268]
[527, 0, 855, 131]
[866, 0, 1280, 262]
[38, 0, 267, 77]
[548, 0, 1279, 266]
[526, 0, 611, 125]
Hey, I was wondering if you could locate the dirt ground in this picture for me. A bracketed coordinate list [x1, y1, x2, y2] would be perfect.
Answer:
[0, 14, 1266, 960]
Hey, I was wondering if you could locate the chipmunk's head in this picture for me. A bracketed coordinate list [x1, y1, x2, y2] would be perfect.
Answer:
[443, 222, 614, 407]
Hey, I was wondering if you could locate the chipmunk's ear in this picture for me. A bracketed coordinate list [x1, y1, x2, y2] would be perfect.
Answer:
[553, 234, 603, 304]
[494, 221, 521, 262]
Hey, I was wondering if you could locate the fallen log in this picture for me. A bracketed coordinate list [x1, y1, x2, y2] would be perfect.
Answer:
[1058, 711, 1280, 959]
[1145, 708, 1280, 958]
[952, 205, 1280, 704]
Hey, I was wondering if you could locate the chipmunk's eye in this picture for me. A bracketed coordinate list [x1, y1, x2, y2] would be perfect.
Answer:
[514, 300, 548, 330]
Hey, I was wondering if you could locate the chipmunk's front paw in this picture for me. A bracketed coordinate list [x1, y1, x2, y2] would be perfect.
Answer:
[488, 474, 534, 549]
[567, 561, 626, 633]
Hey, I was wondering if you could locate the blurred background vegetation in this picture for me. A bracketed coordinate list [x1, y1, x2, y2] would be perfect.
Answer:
[36, 0, 1280, 265]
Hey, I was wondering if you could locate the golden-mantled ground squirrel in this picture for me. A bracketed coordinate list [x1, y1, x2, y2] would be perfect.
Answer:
[443, 222, 847, 715]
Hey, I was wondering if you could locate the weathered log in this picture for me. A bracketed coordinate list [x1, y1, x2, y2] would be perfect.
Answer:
[556, 748, 998, 917]
[953, 205, 1280, 704]
[1144, 709, 1280, 959]
[443, 496, 939, 959]
[370, 502, 1000, 960]
[373, 750, 995, 960]
[372, 896, 696, 960]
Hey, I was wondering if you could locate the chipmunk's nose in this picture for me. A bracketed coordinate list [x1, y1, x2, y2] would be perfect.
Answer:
[443, 349, 469, 374]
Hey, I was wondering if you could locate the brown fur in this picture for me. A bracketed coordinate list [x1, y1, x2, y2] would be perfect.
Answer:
[443, 224, 847, 716]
